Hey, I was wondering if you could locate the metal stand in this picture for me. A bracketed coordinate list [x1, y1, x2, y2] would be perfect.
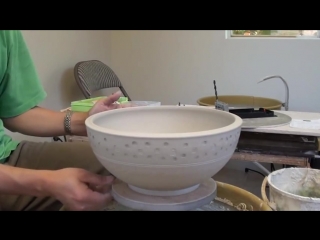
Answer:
[245, 75, 290, 177]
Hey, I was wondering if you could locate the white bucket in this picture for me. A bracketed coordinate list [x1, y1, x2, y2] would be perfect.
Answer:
[261, 167, 320, 211]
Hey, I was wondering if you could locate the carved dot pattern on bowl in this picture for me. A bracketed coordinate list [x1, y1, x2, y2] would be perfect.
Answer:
[170, 149, 177, 157]
[91, 130, 239, 163]
[192, 147, 198, 155]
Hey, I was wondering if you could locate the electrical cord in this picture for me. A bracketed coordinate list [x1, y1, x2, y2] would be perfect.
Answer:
[245, 168, 266, 177]
[53, 135, 68, 142]
[53, 136, 63, 142]
[245, 163, 277, 178]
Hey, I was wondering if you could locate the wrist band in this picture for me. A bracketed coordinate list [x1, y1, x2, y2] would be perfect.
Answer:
[64, 109, 73, 135]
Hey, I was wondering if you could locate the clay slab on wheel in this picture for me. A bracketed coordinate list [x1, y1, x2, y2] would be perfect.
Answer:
[241, 112, 292, 128]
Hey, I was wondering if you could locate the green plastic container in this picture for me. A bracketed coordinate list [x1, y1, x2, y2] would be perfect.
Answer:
[71, 96, 128, 112]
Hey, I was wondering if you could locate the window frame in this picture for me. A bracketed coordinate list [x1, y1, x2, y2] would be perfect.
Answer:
[226, 30, 320, 39]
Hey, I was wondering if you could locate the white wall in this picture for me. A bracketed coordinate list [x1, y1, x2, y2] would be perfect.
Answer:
[109, 30, 320, 112]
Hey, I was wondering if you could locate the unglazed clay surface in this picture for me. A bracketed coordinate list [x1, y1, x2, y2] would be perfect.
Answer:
[85, 105, 243, 193]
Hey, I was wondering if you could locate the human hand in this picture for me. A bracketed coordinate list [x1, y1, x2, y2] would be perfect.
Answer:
[89, 91, 130, 116]
[47, 168, 114, 211]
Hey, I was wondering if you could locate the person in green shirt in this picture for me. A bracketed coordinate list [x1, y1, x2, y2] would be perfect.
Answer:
[0, 30, 125, 211]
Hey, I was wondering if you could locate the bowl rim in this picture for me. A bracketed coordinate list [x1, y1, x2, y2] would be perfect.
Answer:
[85, 105, 243, 139]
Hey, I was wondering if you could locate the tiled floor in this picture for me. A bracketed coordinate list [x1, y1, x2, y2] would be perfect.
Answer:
[213, 167, 266, 199]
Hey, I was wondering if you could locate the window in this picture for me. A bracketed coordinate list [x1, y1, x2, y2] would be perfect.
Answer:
[227, 30, 320, 38]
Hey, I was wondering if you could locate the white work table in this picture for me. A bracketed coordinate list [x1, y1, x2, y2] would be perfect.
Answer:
[232, 110, 320, 173]
[242, 110, 320, 137]
[177, 105, 320, 137]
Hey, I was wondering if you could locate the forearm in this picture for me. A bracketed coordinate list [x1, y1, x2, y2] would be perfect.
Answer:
[0, 164, 52, 197]
[2, 107, 88, 137]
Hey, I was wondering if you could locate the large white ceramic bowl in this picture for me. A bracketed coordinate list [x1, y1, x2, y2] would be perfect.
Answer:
[85, 105, 243, 196]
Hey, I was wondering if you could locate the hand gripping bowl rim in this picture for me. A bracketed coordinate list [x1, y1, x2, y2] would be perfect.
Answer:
[85, 105, 243, 139]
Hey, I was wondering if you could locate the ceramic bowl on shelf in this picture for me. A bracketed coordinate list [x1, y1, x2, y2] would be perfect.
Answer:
[85, 105, 242, 197]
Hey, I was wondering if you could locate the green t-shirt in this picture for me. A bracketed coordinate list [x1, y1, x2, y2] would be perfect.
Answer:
[0, 30, 47, 163]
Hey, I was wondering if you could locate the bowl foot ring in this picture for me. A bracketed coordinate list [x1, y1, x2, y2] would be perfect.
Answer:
[111, 178, 217, 211]
[128, 184, 200, 197]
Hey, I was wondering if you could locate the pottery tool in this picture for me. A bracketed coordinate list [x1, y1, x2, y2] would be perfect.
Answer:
[213, 80, 278, 119]
[213, 80, 229, 111]
[211, 79, 292, 128]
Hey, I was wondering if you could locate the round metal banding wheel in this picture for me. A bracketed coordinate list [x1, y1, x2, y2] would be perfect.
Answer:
[111, 178, 217, 211]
